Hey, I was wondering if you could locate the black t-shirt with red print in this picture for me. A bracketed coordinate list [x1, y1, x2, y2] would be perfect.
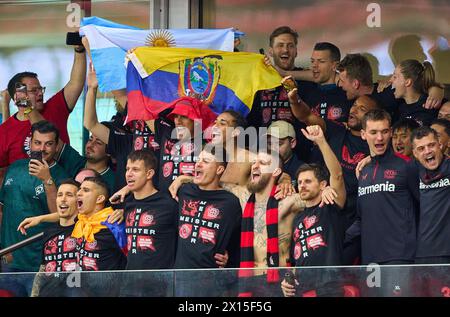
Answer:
[302, 83, 352, 123]
[75, 228, 127, 271]
[155, 119, 202, 193]
[107, 120, 159, 192]
[174, 183, 242, 269]
[124, 191, 178, 270]
[291, 203, 344, 267]
[42, 223, 77, 272]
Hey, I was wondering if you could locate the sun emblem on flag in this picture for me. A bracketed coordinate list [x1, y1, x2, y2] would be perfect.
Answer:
[145, 30, 176, 47]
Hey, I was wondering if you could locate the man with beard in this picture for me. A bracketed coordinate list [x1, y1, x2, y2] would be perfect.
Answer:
[266, 120, 304, 186]
[169, 146, 304, 296]
[281, 125, 346, 297]
[410, 126, 450, 296]
[411, 126, 450, 264]
[56, 134, 115, 194]
[18, 179, 80, 296]
[247, 26, 316, 159]
[1, 121, 69, 277]
[287, 82, 378, 236]
[218, 149, 305, 297]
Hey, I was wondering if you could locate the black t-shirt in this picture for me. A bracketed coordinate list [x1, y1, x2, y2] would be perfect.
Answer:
[398, 94, 438, 126]
[369, 83, 400, 122]
[124, 191, 178, 269]
[75, 228, 127, 271]
[174, 183, 242, 269]
[42, 223, 77, 272]
[107, 120, 159, 191]
[155, 119, 202, 193]
[302, 83, 353, 123]
[247, 69, 317, 160]
[291, 203, 344, 267]
[416, 157, 450, 258]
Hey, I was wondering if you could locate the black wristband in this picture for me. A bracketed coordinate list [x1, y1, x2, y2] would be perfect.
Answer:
[74, 46, 86, 53]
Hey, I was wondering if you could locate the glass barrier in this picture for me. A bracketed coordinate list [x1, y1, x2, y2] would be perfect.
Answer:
[0, 265, 449, 297]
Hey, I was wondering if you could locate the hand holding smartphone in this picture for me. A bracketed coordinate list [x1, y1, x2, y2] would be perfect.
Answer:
[15, 83, 29, 107]
[30, 151, 43, 163]
[284, 270, 295, 286]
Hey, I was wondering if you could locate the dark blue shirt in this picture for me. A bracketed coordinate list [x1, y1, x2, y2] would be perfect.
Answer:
[356, 148, 419, 264]
[416, 157, 450, 258]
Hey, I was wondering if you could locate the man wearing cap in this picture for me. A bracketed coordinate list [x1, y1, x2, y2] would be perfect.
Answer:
[267, 120, 304, 187]
[155, 96, 216, 193]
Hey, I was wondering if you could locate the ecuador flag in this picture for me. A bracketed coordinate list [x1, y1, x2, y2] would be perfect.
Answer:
[126, 47, 282, 123]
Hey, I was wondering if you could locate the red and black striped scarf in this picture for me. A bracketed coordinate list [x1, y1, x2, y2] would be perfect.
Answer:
[238, 186, 280, 297]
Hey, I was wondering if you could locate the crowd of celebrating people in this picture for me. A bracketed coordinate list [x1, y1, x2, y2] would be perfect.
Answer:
[0, 24, 449, 297]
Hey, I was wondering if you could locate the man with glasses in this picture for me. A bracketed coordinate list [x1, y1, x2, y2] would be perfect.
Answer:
[0, 42, 86, 169]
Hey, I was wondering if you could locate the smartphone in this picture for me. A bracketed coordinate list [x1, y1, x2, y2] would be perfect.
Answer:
[66, 32, 83, 46]
[284, 270, 295, 286]
[30, 151, 43, 163]
[15, 83, 28, 107]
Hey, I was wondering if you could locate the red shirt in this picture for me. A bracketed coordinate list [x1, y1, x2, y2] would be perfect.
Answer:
[0, 90, 70, 168]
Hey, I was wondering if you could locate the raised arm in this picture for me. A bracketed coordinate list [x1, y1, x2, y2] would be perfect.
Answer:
[63, 41, 87, 111]
[1, 90, 10, 123]
[83, 36, 128, 111]
[283, 77, 326, 132]
[83, 64, 110, 144]
[302, 125, 346, 209]
[425, 85, 444, 109]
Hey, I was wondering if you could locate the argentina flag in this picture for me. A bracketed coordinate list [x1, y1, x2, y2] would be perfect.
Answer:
[80, 17, 236, 92]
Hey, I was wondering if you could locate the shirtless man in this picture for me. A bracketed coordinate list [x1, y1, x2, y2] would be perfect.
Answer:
[209, 110, 254, 186]
[220, 149, 305, 296]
